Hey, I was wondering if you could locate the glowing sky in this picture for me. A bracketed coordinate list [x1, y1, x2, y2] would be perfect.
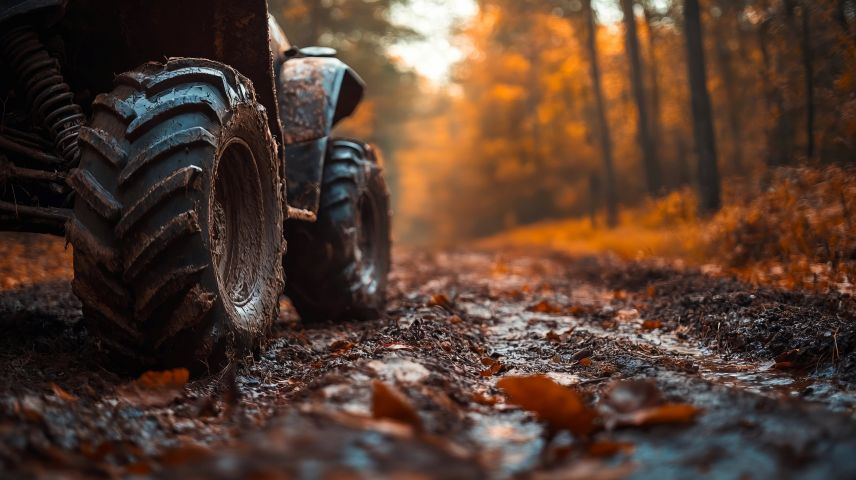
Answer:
[389, 0, 627, 83]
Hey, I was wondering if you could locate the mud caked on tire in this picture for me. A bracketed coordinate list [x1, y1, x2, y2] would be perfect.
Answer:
[68, 58, 284, 372]
[285, 139, 391, 323]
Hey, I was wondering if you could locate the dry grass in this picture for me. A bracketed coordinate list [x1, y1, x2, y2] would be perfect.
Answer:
[482, 166, 855, 294]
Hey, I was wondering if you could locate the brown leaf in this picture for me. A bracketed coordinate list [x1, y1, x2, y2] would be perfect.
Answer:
[51, 383, 77, 402]
[448, 314, 463, 324]
[117, 368, 189, 407]
[640, 319, 663, 330]
[497, 375, 597, 436]
[329, 339, 354, 354]
[371, 380, 422, 431]
[528, 300, 562, 314]
[587, 441, 634, 457]
[578, 357, 592, 367]
[480, 357, 503, 377]
[545, 330, 562, 342]
[620, 403, 702, 427]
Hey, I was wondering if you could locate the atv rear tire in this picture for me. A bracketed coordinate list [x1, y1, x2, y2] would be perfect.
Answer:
[284, 139, 391, 322]
[69, 58, 284, 372]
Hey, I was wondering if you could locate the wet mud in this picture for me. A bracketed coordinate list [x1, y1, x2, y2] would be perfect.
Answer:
[0, 235, 854, 479]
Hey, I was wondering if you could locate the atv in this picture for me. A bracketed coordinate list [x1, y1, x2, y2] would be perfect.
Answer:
[0, 0, 392, 372]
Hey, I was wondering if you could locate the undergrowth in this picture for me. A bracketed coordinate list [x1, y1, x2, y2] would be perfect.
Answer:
[482, 166, 855, 294]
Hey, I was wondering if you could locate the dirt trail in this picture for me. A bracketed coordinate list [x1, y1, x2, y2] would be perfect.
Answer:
[0, 234, 855, 479]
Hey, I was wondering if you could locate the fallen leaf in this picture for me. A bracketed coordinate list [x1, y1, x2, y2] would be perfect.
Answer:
[471, 391, 499, 406]
[646, 286, 657, 297]
[329, 339, 354, 354]
[640, 319, 663, 330]
[528, 300, 562, 314]
[545, 330, 562, 342]
[587, 441, 634, 457]
[497, 375, 597, 436]
[51, 383, 77, 402]
[371, 380, 422, 431]
[620, 403, 702, 427]
[428, 293, 453, 309]
[480, 357, 503, 377]
[136, 368, 189, 388]
[117, 368, 189, 407]
[448, 314, 463, 324]
[615, 309, 639, 321]
[578, 357, 592, 367]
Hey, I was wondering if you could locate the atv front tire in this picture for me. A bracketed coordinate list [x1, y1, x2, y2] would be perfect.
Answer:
[284, 139, 391, 322]
[69, 58, 284, 372]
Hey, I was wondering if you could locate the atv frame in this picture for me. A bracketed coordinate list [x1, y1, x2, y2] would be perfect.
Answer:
[0, 0, 391, 371]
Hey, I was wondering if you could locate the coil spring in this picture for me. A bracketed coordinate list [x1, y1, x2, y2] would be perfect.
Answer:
[0, 26, 84, 166]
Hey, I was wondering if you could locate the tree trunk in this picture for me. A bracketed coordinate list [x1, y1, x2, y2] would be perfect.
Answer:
[712, 4, 744, 172]
[642, 4, 665, 176]
[683, 0, 721, 215]
[584, 0, 618, 227]
[620, 0, 661, 196]
[800, 2, 815, 160]
[784, 0, 815, 160]
[757, 16, 794, 167]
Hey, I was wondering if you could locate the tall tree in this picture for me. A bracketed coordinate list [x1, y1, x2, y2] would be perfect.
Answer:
[621, 0, 661, 196]
[642, 2, 663, 165]
[583, 0, 618, 227]
[798, 2, 816, 160]
[684, 0, 721, 215]
[712, 2, 744, 171]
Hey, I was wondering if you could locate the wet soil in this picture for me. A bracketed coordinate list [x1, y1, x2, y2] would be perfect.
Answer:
[1, 234, 855, 479]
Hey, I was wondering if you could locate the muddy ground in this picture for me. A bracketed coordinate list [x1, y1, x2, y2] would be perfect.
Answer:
[1, 233, 855, 479]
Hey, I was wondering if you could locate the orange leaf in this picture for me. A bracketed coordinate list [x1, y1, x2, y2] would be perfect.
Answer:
[578, 357, 592, 367]
[622, 403, 701, 427]
[135, 368, 189, 389]
[51, 383, 77, 402]
[497, 375, 597, 436]
[428, 293, 452, 309]
[480, 358, 502, 377]
[528, 300, 562, 314]
[641, 319, 663, 330]
[371, 381, 422, 431]
[118, 368, 189, 407]
[471, 391, 499, 406]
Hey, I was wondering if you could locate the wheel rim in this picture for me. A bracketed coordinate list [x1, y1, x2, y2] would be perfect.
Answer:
[211, 138, 265, 310]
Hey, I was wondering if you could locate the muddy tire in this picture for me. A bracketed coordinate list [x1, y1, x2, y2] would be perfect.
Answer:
[68, 58, 284, 373]
[284, 139, 391, 322]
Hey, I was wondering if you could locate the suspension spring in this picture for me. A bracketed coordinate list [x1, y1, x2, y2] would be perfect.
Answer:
[0, 26, 84, 167]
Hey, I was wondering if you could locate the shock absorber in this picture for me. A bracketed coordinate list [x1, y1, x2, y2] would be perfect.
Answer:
[0, 25, 84, 167]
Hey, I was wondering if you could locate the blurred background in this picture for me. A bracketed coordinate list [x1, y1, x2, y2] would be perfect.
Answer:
[269, 0, 855, 291]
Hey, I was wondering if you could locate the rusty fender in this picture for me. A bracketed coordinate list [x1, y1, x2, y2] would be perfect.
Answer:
[278, 56, 364, 214]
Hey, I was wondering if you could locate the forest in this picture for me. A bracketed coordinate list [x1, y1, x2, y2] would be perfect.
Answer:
[0, 0, 855, 478]
[275, 0, 855, 292]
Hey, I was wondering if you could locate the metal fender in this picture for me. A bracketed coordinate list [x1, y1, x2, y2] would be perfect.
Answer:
[278, 56, 365, 214]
